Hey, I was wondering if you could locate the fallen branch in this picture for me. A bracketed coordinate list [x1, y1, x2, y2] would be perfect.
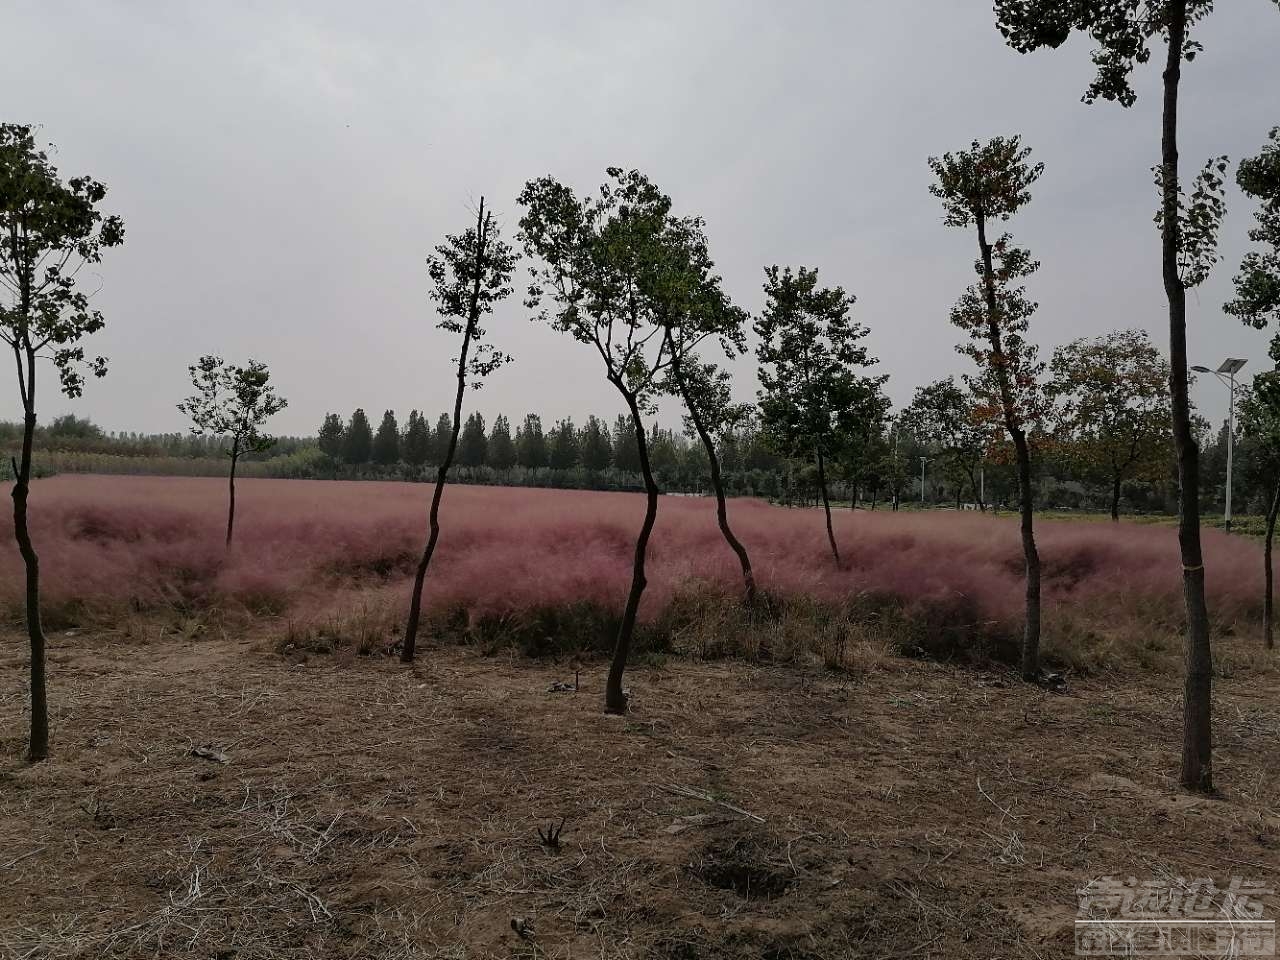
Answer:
[662, 783, 764, 823]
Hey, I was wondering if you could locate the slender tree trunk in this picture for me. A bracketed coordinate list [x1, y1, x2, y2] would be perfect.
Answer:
[1110, 471, 1122, 523]
[815, 447, 840, 565]
[11, 339, 47, 760]
[605, 387, 660, 714]
[1265, 478, 1280, 650]
[14, 399, 47, 761]
[968, 466, 986, 513]
[666, 338, 756, 602]
[225, 439, 239, 548]
[1012, 431, 1041, 679]
[1159, 3, 1212, 793]
[976, 217, 1041, 681]
[402, 198, 487, 663]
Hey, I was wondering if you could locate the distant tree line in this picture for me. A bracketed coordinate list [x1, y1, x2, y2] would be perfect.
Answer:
[311, 406, 797, 495]
[5, 387, 1273, 520]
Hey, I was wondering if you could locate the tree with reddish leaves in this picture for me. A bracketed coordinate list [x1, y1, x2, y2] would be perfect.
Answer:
[929, 135, 1047, 681]
[993, 0, 1253, 791]
[1048, 330, 1172, 522]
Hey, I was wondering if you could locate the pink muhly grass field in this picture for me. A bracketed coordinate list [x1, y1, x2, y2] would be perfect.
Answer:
[0, 475, 1266, 640]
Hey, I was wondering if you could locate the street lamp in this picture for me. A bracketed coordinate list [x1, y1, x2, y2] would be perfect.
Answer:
[1191, 358, 1247, 533]
[919, 456, 931, 505]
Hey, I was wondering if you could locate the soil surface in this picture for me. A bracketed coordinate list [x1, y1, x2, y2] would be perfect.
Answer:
[2, 631, 1278, 958]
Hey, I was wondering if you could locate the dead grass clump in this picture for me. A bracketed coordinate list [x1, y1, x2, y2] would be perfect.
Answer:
[270, 581, 1268, 682]
[453, 602, 628, 658]
[278, 604, 402, 660]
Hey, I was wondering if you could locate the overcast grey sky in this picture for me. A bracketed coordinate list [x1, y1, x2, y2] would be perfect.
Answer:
[4, 1, 1278, 436]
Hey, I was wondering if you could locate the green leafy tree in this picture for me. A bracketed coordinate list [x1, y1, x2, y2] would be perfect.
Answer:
[1238, 362, 1280, 648]
[549, 417, 580, 470]
[47, 414, 102, 440]
[929, 135, 1047, 682]
[402, 409, 431, 468]
[430, 413, 451, 466]
[580, 415, 613, 473]
[612, 413, 640, 473]
[177, 356, 287, 548]
[741, 419, 781, 473]
[516, 413, 548, 470]
[1048, 329, 1172, 521]
[755, 265, 887, 565]
[318, 413, 345, 467]
[648, 425, 680, 482]
[372, 409, 400, 466]
[837, 400, 894, 507]
[488, 414, 517, 473]
[719, 428, 744, 477]
[679, 440, 710, 492]
[1226, 128, 1280, 331]
[992, 0, 1248, 791]
[457, 411, 488, 469]
[403, 198, 515, 662]
[653, 213, 758, 599]
[519, 167, 677, 713]
[883, 417, 912, 511]
[0, 123, 124, 760]
[343, 408, 373, 465]
[902, 378, 990, 511]
[857, 430, 899, 509]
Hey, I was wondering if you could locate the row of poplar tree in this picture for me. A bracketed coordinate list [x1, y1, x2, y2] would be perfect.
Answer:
[315, 409, 711, 475]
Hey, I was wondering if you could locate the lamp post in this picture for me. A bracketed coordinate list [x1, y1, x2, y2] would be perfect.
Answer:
[919, 456, 931, 505]
[1191, 358, 1247, 533]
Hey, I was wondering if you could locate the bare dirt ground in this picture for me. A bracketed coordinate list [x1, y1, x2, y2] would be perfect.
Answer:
[1, 631, 1279, 959]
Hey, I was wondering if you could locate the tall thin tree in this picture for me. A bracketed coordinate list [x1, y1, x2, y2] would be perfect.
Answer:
[318, 412, 345, 476]
[402, 409, 431, 470]
[1, 124, 124, 760]
[652, 215, 757, 601]
[1228, 130, 1280, 648]
[1238, 364, 1280, 649]
[372, 409, 401, 466]
[993, 0, 1248, 789]
[401, 198, 515, 662]
[667, 356, 757, 599]
[177, 356, 287, 548]
[344, 408, 373, 466]
[929, 136, 1048, 681]
[755, 265, 887, 566]
[519, 167, 677, 713]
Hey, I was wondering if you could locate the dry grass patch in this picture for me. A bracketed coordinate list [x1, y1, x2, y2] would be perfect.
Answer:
[2, 625, 1279, 958]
